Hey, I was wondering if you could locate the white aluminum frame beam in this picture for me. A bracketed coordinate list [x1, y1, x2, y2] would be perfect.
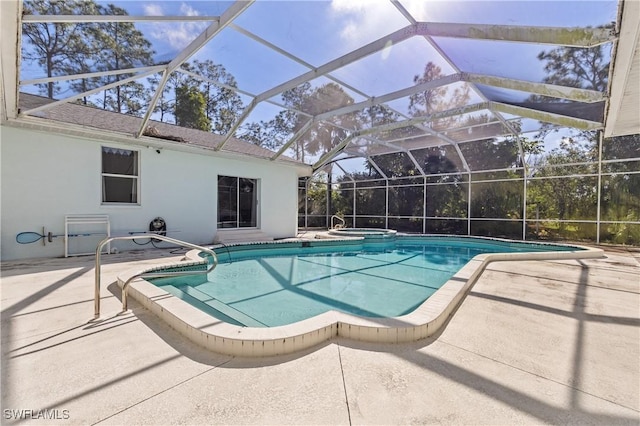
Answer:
[416, 22, 616, 47]
[1, 0, 21, 121]
[442, 123, 516, 144]
[490, 102, 603, 130]
[414, 125, 471, 172]
[253, 25, 418, 105]
[314, 134, 357, 171]
[326, 107, 484, 171]
[20, 68, 160, 116]
[443, 117, 508, 133]
[379, 117, 520, 146]
[367, 156, 389, 180]
[220, 19, 613, 151]
[312, 102, 488, 171]
[463, 73, 606, 103]
[269, 73, 464, 160]
[20, 65, 165, 86]
[409, 13, 518, 171]
[22, 15, 220, 23]
[383, 142, 426, 175]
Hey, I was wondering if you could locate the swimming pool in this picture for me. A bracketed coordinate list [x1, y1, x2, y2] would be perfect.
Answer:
[150, 236, 579, 327]
[119, 235, 602, 356]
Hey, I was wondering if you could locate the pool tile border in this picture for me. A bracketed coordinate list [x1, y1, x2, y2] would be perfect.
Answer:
[118, 237, 604, 357]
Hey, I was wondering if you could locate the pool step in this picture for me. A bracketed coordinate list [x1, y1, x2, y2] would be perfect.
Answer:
[158, 284, 265, 327]
[178, 285, 267, 327]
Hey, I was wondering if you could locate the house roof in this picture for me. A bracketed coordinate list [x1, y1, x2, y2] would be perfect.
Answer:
[18, 93, 304, 166]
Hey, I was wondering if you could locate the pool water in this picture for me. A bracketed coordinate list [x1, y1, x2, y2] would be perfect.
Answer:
[150, 237, 578, 327]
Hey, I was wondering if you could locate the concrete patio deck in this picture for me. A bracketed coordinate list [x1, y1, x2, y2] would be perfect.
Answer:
[1, 245, 639, 425]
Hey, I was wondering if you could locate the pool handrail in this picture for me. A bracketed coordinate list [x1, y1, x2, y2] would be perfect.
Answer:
[94, 234, 218, 318]
[330, 214, 345, 230]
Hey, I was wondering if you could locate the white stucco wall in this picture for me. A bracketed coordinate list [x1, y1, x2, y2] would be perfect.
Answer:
[1, 125, 305, 260]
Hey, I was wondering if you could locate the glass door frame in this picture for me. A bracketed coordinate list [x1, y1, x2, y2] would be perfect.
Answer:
[217, 175, 259, 229]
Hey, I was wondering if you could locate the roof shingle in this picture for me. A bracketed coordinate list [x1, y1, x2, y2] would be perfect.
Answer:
[19, 93, 304, 166]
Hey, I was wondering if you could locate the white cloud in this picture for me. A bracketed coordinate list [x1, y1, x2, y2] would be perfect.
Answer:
[148, 2, 208, 51]
[329, 0, 409, 50]
[179, 3, 200, 17]
[397, 0, 430, 21]
[143, 3, 164, 17]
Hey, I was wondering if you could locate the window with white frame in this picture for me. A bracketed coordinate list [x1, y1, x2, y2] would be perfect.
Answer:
[101, 146, 139, 204]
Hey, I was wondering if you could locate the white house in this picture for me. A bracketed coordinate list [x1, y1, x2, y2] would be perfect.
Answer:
[1, 94, 311, 260]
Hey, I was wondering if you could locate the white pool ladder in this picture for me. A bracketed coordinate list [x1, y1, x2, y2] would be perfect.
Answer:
[331, 215, 345, 230]
[94, 234, 218, 318]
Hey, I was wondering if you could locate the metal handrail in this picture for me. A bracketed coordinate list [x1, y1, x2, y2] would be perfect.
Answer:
[94, 234, 218, 317]
[330, 214, 345, 230]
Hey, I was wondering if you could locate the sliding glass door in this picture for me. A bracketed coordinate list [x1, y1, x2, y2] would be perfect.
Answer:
[217, 176, 258, 228]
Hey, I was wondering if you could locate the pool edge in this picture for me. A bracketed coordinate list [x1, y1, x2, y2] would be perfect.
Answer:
[118, 241, 604, 357]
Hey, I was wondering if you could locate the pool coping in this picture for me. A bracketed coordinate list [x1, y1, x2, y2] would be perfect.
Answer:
[117, 237, 604, 357]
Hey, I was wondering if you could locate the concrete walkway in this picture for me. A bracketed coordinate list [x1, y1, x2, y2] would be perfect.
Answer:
[1, 246, 639, 425]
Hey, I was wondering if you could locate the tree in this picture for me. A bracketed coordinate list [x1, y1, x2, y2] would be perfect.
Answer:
[149, 72, 175, 123]
[242, 82, 359, 163]
[537, 45, 609, 92]
[525, 39, 618, 240]
[368, 62, 473, 180]
[153, 67, 201, 125]
[595, 134, 640, 244]
[303, 83, 359, 161]
[238, 121, 275, 146]
[459, 137, 521, 171]
[409, 62, 470, 130]
[22, 0, 97, 98]
[175, 85, 211, 131]
[526, 136, 598, 238]
[251, 82, 314, 158]
[530, 39, 610, 141]
[183, 60, 244, 134]
[409, 62, 449, 117]
[251, 82, 361, 226]
[370, 152, 420, 178]
[360, 104, 400, 128]
[22, 1, 156, 115]
[88, 4, 155, 116]
[151, 61, 244, 133]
